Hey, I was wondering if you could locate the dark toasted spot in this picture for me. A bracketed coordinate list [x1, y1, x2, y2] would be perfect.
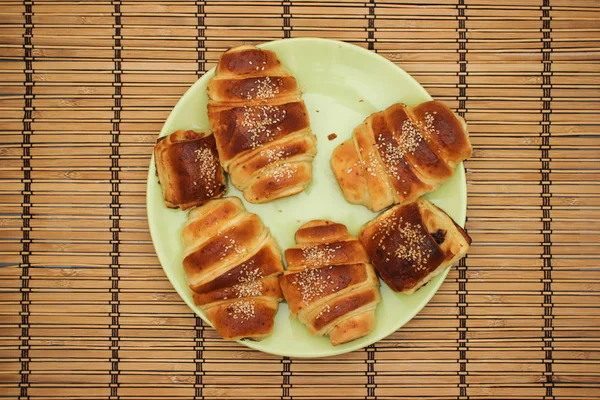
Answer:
[431, 229, 447, 245]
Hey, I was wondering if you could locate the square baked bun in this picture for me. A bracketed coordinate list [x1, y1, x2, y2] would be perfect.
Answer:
[154, 130, 226, 210]
[359, 197, 471, 294]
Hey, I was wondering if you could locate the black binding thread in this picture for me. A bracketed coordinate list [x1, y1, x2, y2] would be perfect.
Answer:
[281, 3, 292, 394]
[457, 0, 468, 398]
[195, 315, 204, 399]
[197, 1, 205, 76]
[195, 4, 205, 399]
[111, 1, 122, 398]
[542, 1, 554, 397]
[368, 0, 375, 52]
[282, 356, 291, 399]
[20, 2, 33, 398]
[366, 2, 377, 398]
[283, 1, 291, 39]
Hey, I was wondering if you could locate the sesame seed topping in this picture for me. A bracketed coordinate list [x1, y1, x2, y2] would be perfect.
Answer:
[355, 151, 382, 179]
[400, 118, 424, 155]
[373, 215, 432, 272]
[373, 111, 439, 184]
[291, 266, 327, 305]
[194, 146, 218, 195]
[228, 299, 256, 322]
[237, 77, 281, 102]
[265, 162, 297, 183]
[232, 262, 263, 298]
[252, 76, 280, 101]
[316, 304, 331, 320]
[422, 111, 439, 135]
[240, 105, 287, 149]
[233, 278, 262, 298]
[301, 244, 341, 267]
[393, 221, 432, 271]
[220, 237, 246, 260]
[376, 134, 404, 181]
[259, 147, 286, 163]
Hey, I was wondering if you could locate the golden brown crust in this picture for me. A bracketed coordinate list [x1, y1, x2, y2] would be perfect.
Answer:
[182, 197, 244, 248]
[309, 287, 378, 332]
[370, 112, 432, 204]
[284, 240, 369, 271]
[330, 139, 371, 207]
[208, 101, 311, 164]
[331, 101, 472, 212]
[279, 263, 370, 315]
[182, 212, 265, 280]
[215, 46, 286, 78]
[279, 220, 380, 345]
[190, 238, 282, 293]
[384, 104, 453, 185]
[208, 75, 300, 105]
[193, 276, 283, 306]
[203, 297, 279, 341]
[242, 159, 313, 204]
[208, 45, 316, 204]
[294, 219, 353, 244]
[182, 197, 284, 341]
[359, 198, 471, 294]
[353, 122, 395, 212]
[329, 310, 376, 346]
[411, 101, 473, 167]
[154, 130, 226, 210]
[228, 132, 315, 190]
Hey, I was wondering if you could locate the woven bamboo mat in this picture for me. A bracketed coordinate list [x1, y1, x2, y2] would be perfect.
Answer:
[1, 0, 599, 399]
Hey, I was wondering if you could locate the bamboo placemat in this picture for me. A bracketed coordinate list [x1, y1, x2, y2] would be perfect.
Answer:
[1, 1, 599, 399]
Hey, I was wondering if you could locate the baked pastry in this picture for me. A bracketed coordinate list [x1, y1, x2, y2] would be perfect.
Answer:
[182, 197, 284, 340]
[331, 101, 472, 211]
[279, 220, 380, 346]
[359, 197, 471, 294]
[207, 45, 317, 203]
[154, 129, 226, 210]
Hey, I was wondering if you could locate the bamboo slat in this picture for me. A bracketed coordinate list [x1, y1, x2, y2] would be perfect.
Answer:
[1, 0, 599, 399]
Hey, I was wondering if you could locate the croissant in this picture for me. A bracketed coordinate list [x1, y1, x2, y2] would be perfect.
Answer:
[207, 45, 317, 203]
[359, 197, 471, 294]
[279, 220, 380, 346]
[154, 129, 226, 210]
[181, 197, 284, 340]
[331, 101, 472, 212]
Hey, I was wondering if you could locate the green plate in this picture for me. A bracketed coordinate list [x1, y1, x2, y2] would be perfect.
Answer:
[146, 38, 466, 358]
